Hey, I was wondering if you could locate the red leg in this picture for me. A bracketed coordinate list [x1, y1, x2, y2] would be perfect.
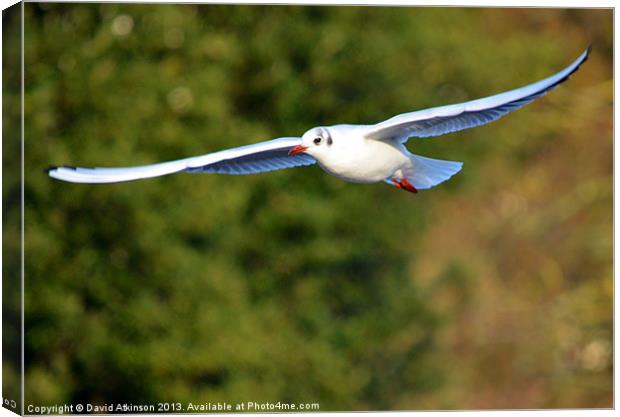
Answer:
[400, 178, 418, 193]
[392, 178, 418, 193]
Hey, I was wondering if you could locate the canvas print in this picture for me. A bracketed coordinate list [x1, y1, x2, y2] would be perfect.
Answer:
[2, 2, 613, 413]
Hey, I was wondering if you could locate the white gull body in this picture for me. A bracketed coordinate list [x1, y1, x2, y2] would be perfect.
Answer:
[48, 48, 589, 193]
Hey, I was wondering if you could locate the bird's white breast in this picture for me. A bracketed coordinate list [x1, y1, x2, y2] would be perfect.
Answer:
[314, 127, 410, 183]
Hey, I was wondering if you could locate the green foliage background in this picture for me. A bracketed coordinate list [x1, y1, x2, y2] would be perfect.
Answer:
[9, 4, 612, 410]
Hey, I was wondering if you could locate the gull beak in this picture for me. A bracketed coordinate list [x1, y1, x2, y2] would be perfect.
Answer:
[288, 145, 308, 156]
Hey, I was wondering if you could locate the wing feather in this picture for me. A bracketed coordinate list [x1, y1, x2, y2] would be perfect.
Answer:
[366, 48, 590, 142]
[48, 137, 315, 183]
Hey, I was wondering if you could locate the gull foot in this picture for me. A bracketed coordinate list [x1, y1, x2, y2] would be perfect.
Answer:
[392, 178, 418, 193]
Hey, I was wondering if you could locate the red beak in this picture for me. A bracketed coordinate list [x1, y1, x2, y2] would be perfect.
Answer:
[288, 145, 308, 156]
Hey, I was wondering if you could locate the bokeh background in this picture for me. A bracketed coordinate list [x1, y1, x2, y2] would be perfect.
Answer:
[6, 3, 613, 411]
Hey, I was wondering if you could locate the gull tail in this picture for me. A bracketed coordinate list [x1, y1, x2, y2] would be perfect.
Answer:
[387, 154, 463, 191]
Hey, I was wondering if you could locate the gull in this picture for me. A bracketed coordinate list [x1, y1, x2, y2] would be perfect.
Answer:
[48, 48, 589, 193]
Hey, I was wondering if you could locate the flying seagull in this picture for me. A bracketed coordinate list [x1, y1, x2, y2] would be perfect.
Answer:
[48, 48, 590, 193]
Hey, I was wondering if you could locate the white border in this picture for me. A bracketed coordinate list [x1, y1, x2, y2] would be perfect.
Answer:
[0, 1, 615, 417]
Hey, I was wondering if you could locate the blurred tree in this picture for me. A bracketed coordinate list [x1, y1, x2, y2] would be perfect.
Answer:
[18, 4, 611, 410]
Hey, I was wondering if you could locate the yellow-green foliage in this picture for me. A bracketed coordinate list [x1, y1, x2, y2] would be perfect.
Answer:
[11, 4, 612, 410]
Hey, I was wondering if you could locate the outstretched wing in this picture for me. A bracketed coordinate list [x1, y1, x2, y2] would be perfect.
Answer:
[366, 47, 590, 142]
[48, 137, 316, 183]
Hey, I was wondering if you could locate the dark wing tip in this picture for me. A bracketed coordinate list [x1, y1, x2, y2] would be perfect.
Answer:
[582, 45, 592, 66]
[547, 46, 591, 89]
[45, 165, 76, 174]
[567, 46, 591, 75]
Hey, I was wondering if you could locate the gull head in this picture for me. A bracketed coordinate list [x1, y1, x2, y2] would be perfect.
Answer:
[289, 127, 333, 157]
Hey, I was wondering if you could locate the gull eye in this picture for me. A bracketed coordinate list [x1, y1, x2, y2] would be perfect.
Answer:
[313, 137, 322, 145]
